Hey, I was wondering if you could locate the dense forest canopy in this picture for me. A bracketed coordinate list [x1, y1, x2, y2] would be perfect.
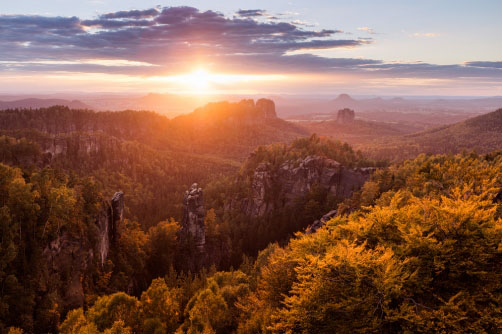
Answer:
[53, 151, 502, 334]
[1, 104, 502, 333]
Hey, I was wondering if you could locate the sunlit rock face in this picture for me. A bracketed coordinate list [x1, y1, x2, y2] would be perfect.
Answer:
[228, 155, 373, 218]
[181, 183, 206, 252]
[190, 98, 277, 124]
[337, 108, 355, 124]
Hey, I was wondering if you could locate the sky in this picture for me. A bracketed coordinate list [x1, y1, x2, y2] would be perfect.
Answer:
[1, 0, 501, 96]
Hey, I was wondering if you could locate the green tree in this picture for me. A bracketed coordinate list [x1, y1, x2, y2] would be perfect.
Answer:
[140, 278, 181, 333]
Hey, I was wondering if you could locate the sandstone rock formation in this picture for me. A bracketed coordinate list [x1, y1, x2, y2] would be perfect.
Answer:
[256, 98, 277, 119]
[96, 191, 124, 265]
[228, 155, 374, 218]
[43, 232, 94, 309]
[181, 183, 206, 252]
[337, 108, 355, 123]
[43, 191, 124, 309]
[110, 191, 124, 243]
[189, 98, 277, 125]
[40, 133, 122, 161]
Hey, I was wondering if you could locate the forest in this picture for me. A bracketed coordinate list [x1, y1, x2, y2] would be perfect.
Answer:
[2, 0, 501, 332]
[57, 152, 502, 334]
[1, 105, 502, 333]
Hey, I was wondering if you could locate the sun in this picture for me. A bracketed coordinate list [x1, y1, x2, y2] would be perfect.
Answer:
[184, 68, 212, 91]
[148, 68, 286, 95]
[149, 68, 216, 94]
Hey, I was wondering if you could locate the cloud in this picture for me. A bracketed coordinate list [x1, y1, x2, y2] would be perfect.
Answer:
[100, 8, 159, 19]
[236, 9, 266, 17]
[0, 6, 364, 74]
[0, 6, 500, 85]
[464, 61, 502, 69]
[357, 27, 376, 34]
[412, 32, 440, 38]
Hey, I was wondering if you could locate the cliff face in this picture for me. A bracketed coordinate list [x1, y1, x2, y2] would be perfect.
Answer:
[228, 155, 373, 218]
[96, 191, 124, 265]
[43, 192, 124, 309]
[181, 183, 206, 252]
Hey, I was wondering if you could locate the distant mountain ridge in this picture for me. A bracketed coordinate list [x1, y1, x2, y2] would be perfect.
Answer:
[0, 98, 91, 110]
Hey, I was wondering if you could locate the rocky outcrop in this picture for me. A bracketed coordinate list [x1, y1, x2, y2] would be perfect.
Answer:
[43, 232, 94, 309]
[40, 133, 122, 161]
[189, 98, 277, 125]
[43, 192, 124, 309]
[181, 183, 206, 252]
[306, 209, 338, 234]
[228, 155, 374, 218]
[110, 192, 124, 243]
[256, 98, 277, 119]
[96, 191, 124, 265]
[337, 108, 355, 123]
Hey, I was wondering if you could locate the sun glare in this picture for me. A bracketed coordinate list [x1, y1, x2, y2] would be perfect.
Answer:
[148, 68, 286, 95]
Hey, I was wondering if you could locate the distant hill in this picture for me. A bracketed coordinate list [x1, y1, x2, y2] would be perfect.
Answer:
[302, 119, 419, 146]
[279, 94, 500, 125]
[361, 108, 502, 161]
[170, 99, 308, 158]
[329, 93, 502, 113]
[0, 98, 91, 109]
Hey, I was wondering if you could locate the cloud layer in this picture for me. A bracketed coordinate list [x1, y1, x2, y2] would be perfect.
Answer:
[0, 7, 366, 73]
[0, 6, 501, 85]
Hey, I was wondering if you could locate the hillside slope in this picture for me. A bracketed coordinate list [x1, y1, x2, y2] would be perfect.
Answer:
[361, 108, 502, 161]
[0, 98, 91, 109]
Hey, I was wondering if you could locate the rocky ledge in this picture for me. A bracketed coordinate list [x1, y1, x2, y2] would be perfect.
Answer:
[228, 155, 374, 218]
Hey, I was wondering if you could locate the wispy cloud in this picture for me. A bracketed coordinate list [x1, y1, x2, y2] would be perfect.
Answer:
[412, 32, 440, 38]
[464, 61, 502, 69]
[357, 27, 376, 34]
[235, 9, 266, 17]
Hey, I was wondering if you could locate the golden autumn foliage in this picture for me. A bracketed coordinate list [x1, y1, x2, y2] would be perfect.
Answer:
[2, 141, 500, 334]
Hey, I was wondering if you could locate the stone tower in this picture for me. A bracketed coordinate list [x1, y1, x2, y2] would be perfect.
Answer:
[181, 183, 206, 252]
[336, 108, 355, 123]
